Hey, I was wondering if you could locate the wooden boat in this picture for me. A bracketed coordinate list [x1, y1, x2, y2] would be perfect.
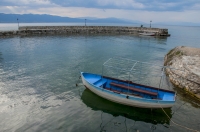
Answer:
[81, 57, 176, 108]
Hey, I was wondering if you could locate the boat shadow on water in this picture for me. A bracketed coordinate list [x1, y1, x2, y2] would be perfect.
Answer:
[81, 88, 172, 125]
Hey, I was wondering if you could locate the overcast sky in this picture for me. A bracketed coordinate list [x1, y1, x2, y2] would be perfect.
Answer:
[0, 0, 200, 23]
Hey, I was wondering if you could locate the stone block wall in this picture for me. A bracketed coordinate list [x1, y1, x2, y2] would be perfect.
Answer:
[18, 26, 170, 36]
[0, 26, 170, 37]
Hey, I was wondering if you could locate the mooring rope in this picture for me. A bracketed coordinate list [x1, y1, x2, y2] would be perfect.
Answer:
[171, 102, 186, 115]
[158, 102, 199, 132]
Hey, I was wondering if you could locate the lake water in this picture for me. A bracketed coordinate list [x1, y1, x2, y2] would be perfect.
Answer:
[0, 23, 200, 131]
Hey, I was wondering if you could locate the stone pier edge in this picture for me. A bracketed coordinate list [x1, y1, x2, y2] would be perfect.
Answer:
[0, 26, 170, 37]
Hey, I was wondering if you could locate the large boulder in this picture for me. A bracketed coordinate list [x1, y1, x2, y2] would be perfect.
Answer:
[164, 46, 200, 99]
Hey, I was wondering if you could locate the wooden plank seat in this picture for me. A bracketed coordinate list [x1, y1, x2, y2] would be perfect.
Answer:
[103, 76, 175, 93]
[105, 88, 121, 94]
[105, 88, 142, 98]
[110, 82, 158, 96]
[104, 88, 142, 97]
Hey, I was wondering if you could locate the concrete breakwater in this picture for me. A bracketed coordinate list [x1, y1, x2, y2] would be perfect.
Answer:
[164, 46, 200, 100]
[0, 26, 170, 37]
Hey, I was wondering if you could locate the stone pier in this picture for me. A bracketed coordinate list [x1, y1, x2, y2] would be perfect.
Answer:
[0, 26, 170, 37]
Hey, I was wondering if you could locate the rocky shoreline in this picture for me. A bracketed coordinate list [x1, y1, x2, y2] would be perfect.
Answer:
[164, 46, 200, 100]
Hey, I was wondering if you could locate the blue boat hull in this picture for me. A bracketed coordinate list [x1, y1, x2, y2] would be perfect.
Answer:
[81, 72, 176, 108]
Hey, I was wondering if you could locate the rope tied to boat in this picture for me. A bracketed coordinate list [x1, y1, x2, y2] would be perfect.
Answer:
[158, 101, 199, 132]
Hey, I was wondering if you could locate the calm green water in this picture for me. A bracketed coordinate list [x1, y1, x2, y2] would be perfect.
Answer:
[0, 24, 200, 131]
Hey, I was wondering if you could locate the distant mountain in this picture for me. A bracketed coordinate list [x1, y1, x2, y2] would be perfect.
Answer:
[0, 13, 140, 24]
[0, 13, 199, 26]
[0, 13, 83, 23]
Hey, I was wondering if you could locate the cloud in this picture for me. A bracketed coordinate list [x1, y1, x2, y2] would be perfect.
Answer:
[1, 6, 199, 23]
[0, 0, 199, 11]
[1, 0, 197, 11]
[189, 3, 200, 10]
[0, 0, 56, 7]
[96, 0, 145, 9]
[46, 0, 199, 11]
[132, 1, 198, 11]
[0, 0, 200, 24]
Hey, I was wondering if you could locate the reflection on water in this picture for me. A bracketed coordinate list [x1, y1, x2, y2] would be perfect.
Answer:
[138, 35, 168, 45]
[81, 89, 172, 125]
[0, 52, 3, 63]
[174, 87, 200, 108]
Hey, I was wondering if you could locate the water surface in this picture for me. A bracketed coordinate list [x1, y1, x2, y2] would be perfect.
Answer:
[0, 24, 200, 131]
